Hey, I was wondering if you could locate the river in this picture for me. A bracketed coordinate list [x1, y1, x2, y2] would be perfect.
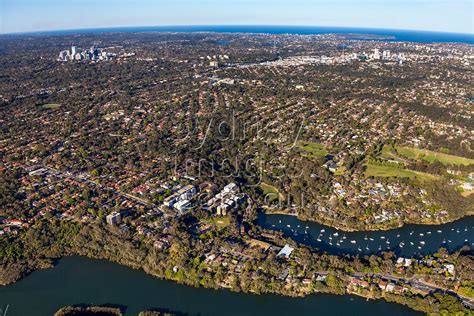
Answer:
[258, 214, 474, 257]
[2, 217, 473, 315]
[0, 256, 421, 316]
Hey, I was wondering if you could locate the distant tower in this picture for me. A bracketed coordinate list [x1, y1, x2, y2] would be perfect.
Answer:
[210, 58, 219, 68]
[71, 46, 77, 56]
[373, 48, 381, 60]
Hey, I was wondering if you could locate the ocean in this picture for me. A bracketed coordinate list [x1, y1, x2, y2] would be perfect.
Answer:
[11, 25, 474, 44]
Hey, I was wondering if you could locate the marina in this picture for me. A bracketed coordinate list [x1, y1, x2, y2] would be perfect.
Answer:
[258, 214, 474, 257]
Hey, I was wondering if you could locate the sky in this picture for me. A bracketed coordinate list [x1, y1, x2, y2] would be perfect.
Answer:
[0, 0, 473, 34]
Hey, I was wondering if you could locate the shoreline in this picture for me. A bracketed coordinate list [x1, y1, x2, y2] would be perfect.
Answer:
[263, 209, 474, 232]
[0, 254, 425, 315]
[1, 220, 471, 315]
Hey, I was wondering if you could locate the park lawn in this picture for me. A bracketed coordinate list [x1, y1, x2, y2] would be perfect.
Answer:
[260, 182, 286, 202]
[396, 146, 474, 166]
[364, 163, 438, 181]
[38, 103, 62, 110]
[381, 145, 409, 164]
[334, 165, 347, 176]
[296, 140, 328, 158]
[203, 217, 230, 230]
[457, 285, 474, 299]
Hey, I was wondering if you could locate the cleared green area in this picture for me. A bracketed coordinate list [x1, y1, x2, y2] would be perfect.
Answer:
[38, 103, 62, 110]
[381, 146, 409, 164]
[297, 140, 328, 158]
[202, 217, 230, 230]
[334, 165, 347, 176]
[260, 182, 286, 202]
[394, 146, 474, 166]
[364, 163, 438, 181]
[458, 283, 474, 299]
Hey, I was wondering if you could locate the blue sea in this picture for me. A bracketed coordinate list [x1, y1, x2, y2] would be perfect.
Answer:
[11, 25, 474, 44]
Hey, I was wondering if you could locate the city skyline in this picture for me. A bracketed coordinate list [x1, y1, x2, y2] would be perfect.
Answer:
[1, 0, 473, 35]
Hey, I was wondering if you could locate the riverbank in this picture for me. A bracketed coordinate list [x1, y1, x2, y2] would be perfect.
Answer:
[54, 306, 123, 316]
[0, 256, 423, 316]
[0, 219, 471, 315]
[263, 207, 474, 232]
[259, 213, 474, 257]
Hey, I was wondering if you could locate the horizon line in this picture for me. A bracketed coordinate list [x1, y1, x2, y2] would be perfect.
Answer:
[2, 24, 474, 37]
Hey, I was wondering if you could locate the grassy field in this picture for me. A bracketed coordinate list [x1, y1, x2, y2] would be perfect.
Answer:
[395, 146, 474, 166]
[202, 217, 230, 230]
[38, 103, 62, 110]
[334, 165, 347, 176]
[296, 140, 328, 158]
[364, 163, 438, 181]
[381, 146, 409, 164]
[260, 182, 286, 202]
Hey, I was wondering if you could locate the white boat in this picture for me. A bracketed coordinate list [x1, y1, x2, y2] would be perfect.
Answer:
[448, 240, 452, 243]
[409, 231, 414, 236]
[465, 239, 468, 242]
[329, 236, 333, 240]
[364, 235, 368, 240]
[297, 225, 301, 228]
[321, 229, 325, 233]
[333, 232, 339, 237]
[365, 245, 370, 250]
[342, 234, 347, 239]
[351, 240, 356, 244]
[419, 233, 424, 237]
[279, 220, 282, 223]
[317, 238, 322, 242]
[271, 224, 275, 227]
[442, 239, 446, 243]
[378, 245, 382, 251]
[286, 224, 291, 228]
[437, 230, 442, 233]
[369, 238, 374, 241]
[399, 244, 404, 248]
[420, 241, 425, 245]
[336, 242, 341, 246]
[357, 247, 362, 252]
[464, 227, 468, 232]
[417, 246, 422, 249]
[380, 236, 386, 240]
[329, 242, 333, 245]
[386, 239, 390, 244]
[427, 231, 431, 235]
[396, 233, 400, 238]
[305, 226, 309, 229]
[456, 229, 460, 233]
[410, 242, 414, 246]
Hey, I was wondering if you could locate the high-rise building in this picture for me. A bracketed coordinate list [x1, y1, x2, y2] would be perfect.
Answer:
[373, 48, 381, 60]
[106, 212, 122, 226]
[71, 46, 77, 56]
[58, 50, 69, 61]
